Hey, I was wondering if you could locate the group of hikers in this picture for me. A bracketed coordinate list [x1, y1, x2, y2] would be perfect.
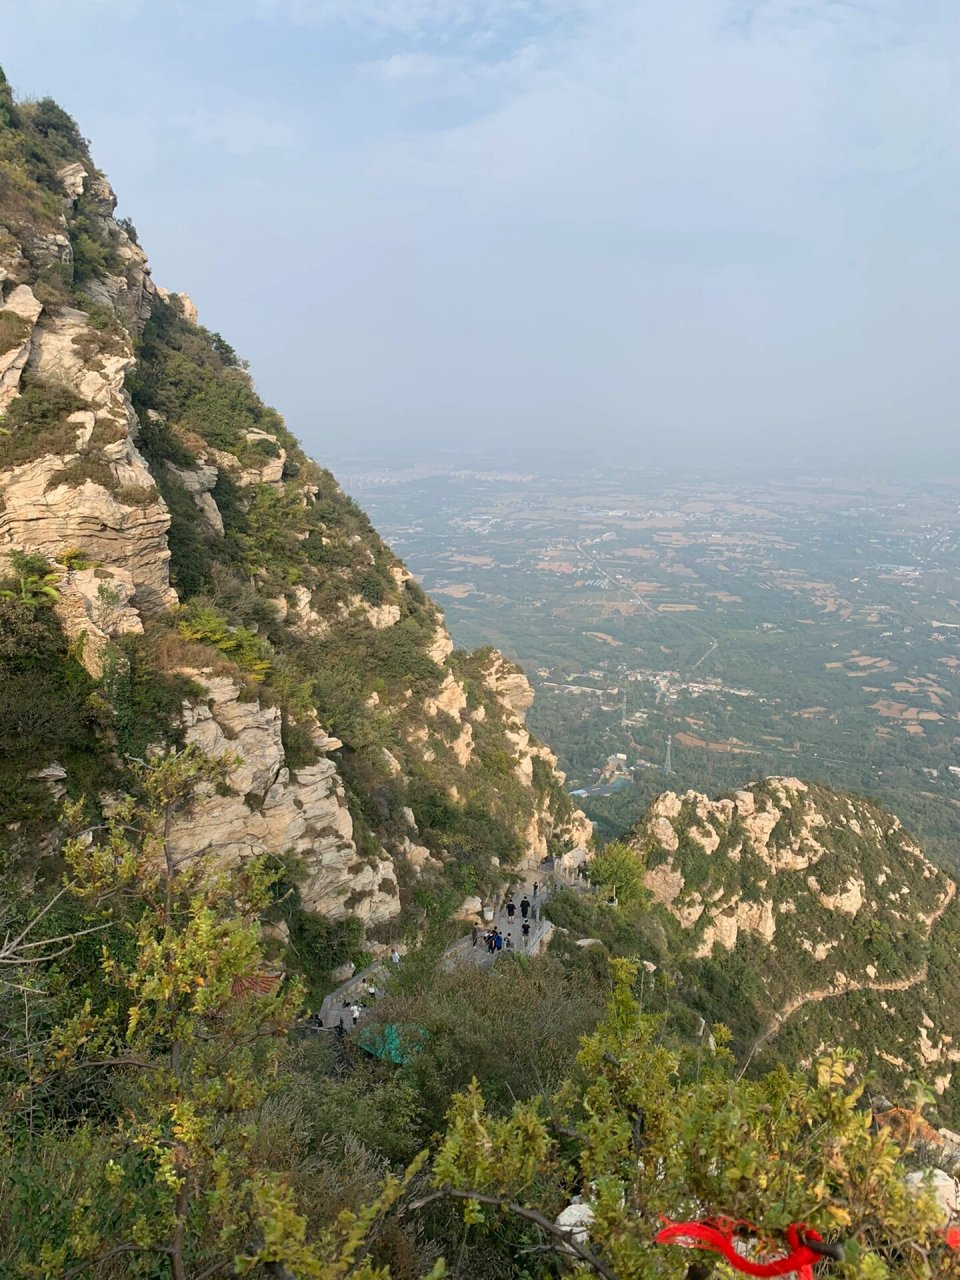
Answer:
[306, 946, 405, 1034]
[471, 882, 541, 956]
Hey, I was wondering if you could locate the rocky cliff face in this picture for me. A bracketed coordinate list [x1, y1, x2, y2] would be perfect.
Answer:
[626, 777, 960, 1118]
[0, 77, 590, 970]
[0, 153, 176, 614]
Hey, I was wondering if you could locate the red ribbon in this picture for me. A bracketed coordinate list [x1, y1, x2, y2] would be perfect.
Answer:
[655, 1218, 824, 1280]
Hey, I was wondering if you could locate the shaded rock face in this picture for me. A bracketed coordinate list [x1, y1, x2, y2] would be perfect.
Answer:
[171, 672, 400, 925]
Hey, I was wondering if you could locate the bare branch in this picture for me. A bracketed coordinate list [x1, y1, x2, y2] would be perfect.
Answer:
[193, 1259, 232, 1280]
[405, 1185, 619, 1280]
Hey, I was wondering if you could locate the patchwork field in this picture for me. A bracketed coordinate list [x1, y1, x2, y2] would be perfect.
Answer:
[341, 460, 960, 873]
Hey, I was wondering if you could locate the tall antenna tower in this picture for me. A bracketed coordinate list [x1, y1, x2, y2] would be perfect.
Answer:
[621, 688, 628, 728]
[664, 733, 673, 775]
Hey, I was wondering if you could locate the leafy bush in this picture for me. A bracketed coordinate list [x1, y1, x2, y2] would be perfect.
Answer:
[0, 551, 59, 607]
[101, 637, 196, 759]
[68, 192, 122, 283]
[284, 903, 368, 1000]
[0, 377, 86, 465]
[0, 599, 99, 829]
[177, 600, 271, 680]
[46, 456, 114, 490]
[589, 840, 649, 908]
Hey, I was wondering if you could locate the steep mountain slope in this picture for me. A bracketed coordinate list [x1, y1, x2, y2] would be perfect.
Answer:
[0, 72, 590, 983]
[625, 777, 960, 1121]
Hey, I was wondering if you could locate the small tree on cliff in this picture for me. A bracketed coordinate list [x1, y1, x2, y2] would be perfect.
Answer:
[588, 841, 648, 909]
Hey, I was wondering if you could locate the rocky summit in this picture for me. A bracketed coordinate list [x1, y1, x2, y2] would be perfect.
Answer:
[626, 777, 960, 1119]
[0, 74, 590, 984]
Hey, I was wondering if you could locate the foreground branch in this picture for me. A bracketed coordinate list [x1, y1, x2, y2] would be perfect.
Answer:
[405, 1185, 619, 1280]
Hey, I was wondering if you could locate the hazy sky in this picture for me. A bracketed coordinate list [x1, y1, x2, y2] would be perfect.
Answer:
[3, 1, 960, 469]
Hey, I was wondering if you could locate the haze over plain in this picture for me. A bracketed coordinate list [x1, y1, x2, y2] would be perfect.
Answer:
[4, 0, 959, 470]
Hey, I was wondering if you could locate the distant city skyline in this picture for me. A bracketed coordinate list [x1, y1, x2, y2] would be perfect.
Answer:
[4, 1, 960, 470]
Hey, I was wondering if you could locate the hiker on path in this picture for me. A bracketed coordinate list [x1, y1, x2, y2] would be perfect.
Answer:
[505, 933, 514, 950]
[520, 896, 530, 920]
[521, 920, 531, 946]
[350, 1003, 362, 1027]
[494, 931, 504, 952]
[532, 880, 539, 897]
[506, 899, 516, 922]
[487, 931, 496, 954]
[390, 948, 400, 966]
[471, 922, 480, 947]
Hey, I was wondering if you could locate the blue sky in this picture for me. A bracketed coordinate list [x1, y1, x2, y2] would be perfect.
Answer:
[3, 1, 960, 469]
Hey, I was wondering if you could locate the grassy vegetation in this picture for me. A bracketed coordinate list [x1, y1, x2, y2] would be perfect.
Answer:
[0, 377, 86, 466]
[0, 309, 30, 353]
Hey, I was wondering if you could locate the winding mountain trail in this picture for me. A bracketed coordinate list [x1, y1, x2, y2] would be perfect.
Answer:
[746, 879, 956, 1062]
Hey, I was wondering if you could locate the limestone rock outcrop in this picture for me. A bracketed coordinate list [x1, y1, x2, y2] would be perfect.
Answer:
[0, 270, 176, 613]
[171, 671, 400, 925]
[634, 778, 950, 963]
[0, 284, 43, 411]
[52, 564, 143, 677]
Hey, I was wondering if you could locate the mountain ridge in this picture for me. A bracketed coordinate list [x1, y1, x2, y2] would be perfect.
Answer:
[0, 71, 590, 988]
[617, 775, 960, 1120]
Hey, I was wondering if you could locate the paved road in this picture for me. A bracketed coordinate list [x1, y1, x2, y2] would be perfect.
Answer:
[446, 886, 553, 970]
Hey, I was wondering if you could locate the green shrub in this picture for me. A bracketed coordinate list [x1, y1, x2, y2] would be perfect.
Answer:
[280, 714, 319, 769]
[47, 456, 114, 491]
[284, 904, 368, 1000]
[0, 378, 86, 465]
[101, 638, 195, 759]
[0, 310, 30, 354]
[177, 600, 271, 680]
[0, 551, 59, 607]
[114, 482, 158, 507]
[68, 193, 122, 284]
[0, 600, 99, 830]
